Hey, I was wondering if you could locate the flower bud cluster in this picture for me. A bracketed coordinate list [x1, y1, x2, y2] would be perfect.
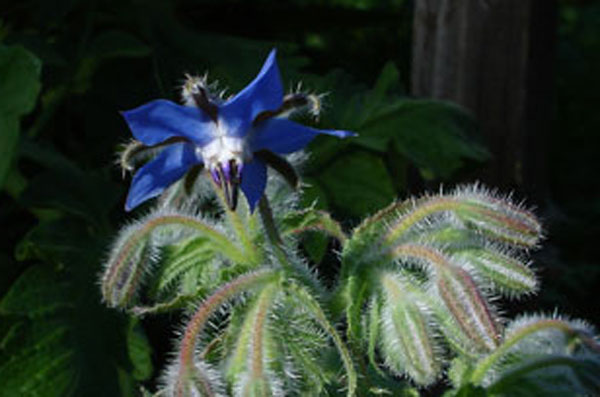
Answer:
[339, 184, 545, 385]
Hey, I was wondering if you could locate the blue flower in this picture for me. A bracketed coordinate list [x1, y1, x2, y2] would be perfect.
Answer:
[121, 49, 355, 211]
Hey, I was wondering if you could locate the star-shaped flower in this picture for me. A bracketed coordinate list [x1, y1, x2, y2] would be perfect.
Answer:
[121, 49, 355, 211]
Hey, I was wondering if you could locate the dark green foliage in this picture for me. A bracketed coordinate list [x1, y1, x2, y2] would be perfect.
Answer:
[0, 45, 40, 189]
[304, 62, 489, 217]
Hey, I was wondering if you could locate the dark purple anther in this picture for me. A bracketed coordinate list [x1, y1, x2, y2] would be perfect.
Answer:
[223, 161, 231, 182]
[228, 160, 240, 183]
[210, 167, 221, 186]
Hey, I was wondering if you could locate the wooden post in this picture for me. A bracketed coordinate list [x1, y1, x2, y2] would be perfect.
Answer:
[411, 0, 556, 198]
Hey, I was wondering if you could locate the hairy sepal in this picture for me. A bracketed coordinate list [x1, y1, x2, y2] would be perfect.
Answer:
[392, 244, 501, 353]
[450, 185, 542, 248]
[169, 271, 279, 397]
[452, 247, 538, 298]
[379, 272, 441, 385]
[101, 209, 246, 308]
[230, 285, 281, 396]
[384, 185, 542, 248]
[101, 221, 156, 308]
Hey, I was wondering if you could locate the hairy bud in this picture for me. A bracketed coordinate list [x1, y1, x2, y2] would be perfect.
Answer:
[393, 244, 501, 352]
[453, 248, 538, 297]
[379, 272, 441, 385]
[101, 222, 155, 307]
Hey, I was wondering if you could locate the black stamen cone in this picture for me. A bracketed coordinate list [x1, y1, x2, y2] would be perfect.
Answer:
[216, 161, 240, 211]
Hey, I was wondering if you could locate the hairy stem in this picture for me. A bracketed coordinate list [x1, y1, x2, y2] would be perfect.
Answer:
[259, 196, 294, 274]
[174, 270, 278, 394]
[250, 284, 278, 384]
[211, 178, 260, 265]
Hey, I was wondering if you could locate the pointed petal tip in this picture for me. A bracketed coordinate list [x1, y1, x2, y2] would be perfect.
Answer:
[248, 200, 258, 213]
[336, 130, 358, 138]
[119, 108, 132, 119]
[219, 49, 284, 137]
[124, 183, 148, 212]
[251, 119, 357, 154]
[124, 193, 137, 212]
[246, 192, 261, 213]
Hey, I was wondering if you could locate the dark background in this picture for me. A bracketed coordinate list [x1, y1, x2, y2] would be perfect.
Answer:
[1, 0, 598, 395]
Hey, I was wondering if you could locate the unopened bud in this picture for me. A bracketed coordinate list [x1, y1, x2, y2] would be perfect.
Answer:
[380, 272, 441, 385]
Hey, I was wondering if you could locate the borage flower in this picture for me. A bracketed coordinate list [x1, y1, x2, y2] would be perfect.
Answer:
[121, 49, 355, 211]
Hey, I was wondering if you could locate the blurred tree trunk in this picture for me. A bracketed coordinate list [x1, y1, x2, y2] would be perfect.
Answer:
[411, 0, 556, 198]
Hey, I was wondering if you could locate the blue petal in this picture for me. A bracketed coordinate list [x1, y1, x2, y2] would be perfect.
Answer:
[219, 49, 283, 137]
[121, 99, 214, 146]
[125, 143, 200, 211]
[240, 159, 267, 211]
[250, 118, 356, 154]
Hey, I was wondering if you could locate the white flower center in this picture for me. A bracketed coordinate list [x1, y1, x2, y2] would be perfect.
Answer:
[197, 135, 250, 170]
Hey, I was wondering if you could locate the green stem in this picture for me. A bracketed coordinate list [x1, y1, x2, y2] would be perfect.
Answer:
[258, 196, 283, 245]
[113, 214, 245, 268]
[211, 178, 260, 265]
[258, 196, 292, 272]
[250, 284, 278, 384]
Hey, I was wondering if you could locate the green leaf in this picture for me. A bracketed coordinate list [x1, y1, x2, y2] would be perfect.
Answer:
[5, 217, 137, 396]
[0, 45, 41, 115]
[0, 45, 41, 188]
[281, 208, 346, 242]
[154, 236, 216, 293]
[357, 100, 489, 178]
[15, 219, 93, 264]
[127, 318, 153, 381]
[280, 206, 347, 263]
[0, 266, 72, 317]
[317, 151, 395, 217]
[0, 323, 76, 397]
[303, 233, 329, 265]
